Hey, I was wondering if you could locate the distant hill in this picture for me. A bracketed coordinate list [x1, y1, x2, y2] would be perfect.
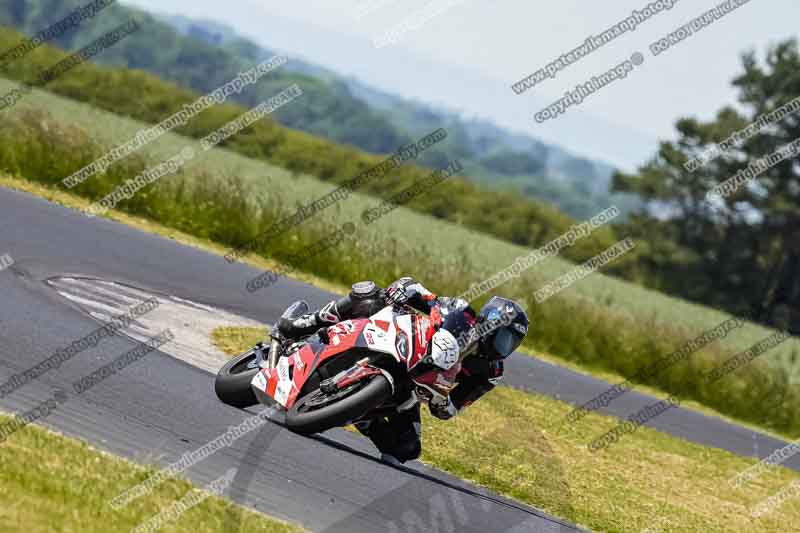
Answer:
[161, 13, 641, 219]
[0, 1, 640, 218]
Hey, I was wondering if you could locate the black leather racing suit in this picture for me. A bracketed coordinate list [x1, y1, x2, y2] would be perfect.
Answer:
[278, 277, 504, 463]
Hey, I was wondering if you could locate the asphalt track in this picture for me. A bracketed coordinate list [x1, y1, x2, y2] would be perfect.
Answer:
[0, 187, 581, 533]
[0, 186, 797, 532]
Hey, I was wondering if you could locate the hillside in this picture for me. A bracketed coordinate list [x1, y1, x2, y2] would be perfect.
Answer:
[0, 0, 640, 219]
[0, 22, 638, 273]
[162, 13, 642, 220]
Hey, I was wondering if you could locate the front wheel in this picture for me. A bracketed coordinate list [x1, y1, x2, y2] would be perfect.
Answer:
[285, 375, 392, 435]
[215, 348, 263, 408]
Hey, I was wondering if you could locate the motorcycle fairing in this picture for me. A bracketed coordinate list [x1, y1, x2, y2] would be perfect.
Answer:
[359, 306, 429, 369]
[251, 306, 435, 409]
[251, 338, 329, 408]
[252, 317, 372, 409]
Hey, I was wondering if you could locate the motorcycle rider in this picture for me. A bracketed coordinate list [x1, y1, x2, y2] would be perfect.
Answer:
[276, 277, 529, 464]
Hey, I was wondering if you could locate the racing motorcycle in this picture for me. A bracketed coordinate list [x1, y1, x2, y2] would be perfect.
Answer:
[214, 288, 461, 435]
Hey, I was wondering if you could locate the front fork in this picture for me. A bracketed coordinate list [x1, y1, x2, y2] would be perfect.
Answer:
[267, 337, 281, 369]
[251, 337, 281, 370]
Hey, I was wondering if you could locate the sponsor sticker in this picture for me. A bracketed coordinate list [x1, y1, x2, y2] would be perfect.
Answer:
[277, 357, 290, 384]
[252, 370, 268, 392]
[274, 379, 291, 406]
[395, 331, 409, 359]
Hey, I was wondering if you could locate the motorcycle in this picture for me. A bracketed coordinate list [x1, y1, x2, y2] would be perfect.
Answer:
[214, 292, 460, 435]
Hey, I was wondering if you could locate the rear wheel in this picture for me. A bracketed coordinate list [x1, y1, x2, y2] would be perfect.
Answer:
[285, 374, 392, 435]
[215, 348, 263, 408]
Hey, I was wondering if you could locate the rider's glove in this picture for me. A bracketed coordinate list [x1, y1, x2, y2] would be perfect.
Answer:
[386, 278, 412, 305]
[429, 396, 458, 420]
[414, 386, 433, 404]
[386, 277, 437, 307]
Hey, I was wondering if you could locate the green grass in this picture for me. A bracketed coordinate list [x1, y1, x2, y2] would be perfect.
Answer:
[0, 413, 302, 533]
[212, 326, 269, 355]
[1, 80, 798, 437]
[211, 326, 800, 533]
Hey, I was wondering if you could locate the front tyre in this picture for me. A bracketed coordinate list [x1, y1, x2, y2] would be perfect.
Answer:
[285, 375, 392, 435]
[215, 348, 262, 408]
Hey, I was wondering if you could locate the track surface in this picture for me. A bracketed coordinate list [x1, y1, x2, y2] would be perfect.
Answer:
[0, 186, 797, 531]
[0, 187, 581, 533]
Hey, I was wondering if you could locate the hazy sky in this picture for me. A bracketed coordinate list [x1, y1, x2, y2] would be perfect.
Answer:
[123, 0, 799, 170]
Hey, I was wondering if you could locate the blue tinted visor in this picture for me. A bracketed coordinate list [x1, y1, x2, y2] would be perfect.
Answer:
[493, 328, 518, 358]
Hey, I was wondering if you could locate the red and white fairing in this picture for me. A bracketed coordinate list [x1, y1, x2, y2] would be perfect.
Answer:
[250, 305, 458, 409]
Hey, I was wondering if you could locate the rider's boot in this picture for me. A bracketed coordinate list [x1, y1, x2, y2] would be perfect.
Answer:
[277, 281, 383, 340]
[278, 299, 343, 340]
[354, 407, 422, 464]
[354, 420, 401, 465]
[380, 453, 403, 467]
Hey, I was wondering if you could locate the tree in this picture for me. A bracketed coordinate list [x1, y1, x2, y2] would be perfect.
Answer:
[613, 39, 800, 317]
[759, 244, 800, 334]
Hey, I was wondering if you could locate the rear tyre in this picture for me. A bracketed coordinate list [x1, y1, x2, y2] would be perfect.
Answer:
[215, 348, 262, 408]
[285, 375, 392, 435]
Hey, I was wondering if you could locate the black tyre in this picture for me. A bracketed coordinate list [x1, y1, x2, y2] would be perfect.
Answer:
[285, 374, 392, 435]
[215, 348, 263, 408]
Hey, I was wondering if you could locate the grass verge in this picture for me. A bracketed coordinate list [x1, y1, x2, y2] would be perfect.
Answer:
[0, 413, 302, 533]
[211, 327, 800, 533]
[212, 326, 270, 355]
